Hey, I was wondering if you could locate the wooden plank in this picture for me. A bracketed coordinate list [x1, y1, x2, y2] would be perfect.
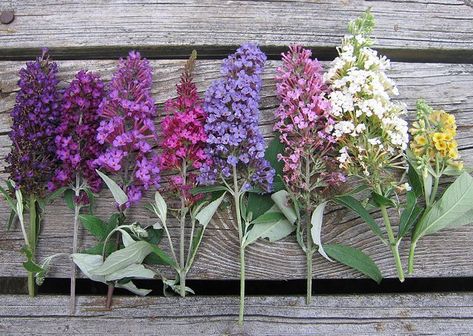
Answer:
[1, 293, 473, 335]
[0, 59, 472, 280]
[0, 1, 473, 62]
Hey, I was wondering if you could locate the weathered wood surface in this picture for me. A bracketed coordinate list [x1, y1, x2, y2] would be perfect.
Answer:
[0, 1, 473, 62]
[1, 293, 473, 335]
[0, 59, 472, 280]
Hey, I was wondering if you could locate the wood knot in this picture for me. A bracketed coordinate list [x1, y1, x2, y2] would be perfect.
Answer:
[464, 0, 473, 8]
[0, 10, 15, 24]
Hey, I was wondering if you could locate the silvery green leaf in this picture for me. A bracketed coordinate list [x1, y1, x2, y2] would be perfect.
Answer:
[96, 170, 128, 207]
[195, 192, 226, 228]
[71, 253, 106, 283]
[154, 191, 167, 227]
[310, 202, 332, 262]
[116, 281, 152, 296]
[91, 241, 152, 276]
[118, 229, 135, 247]
[15, 188, 23, 219]
[162, 278, 195, 296]
[244, 205, 295, 246]
[130, 223, 148, 238]
[35, 253, 68, 286]
[271, 190, 297, 224]
[104, 263, 155, 281]
[413, 172, 473, 242]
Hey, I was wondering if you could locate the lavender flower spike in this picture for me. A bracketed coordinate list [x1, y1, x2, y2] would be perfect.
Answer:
[199, 43, 274, 192]
[95, 51, 160, 207]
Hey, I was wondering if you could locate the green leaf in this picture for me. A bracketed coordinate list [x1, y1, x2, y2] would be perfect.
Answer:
[324, 244, 382, 284]
[21, 246, 43, 273]
[96, 170, 128, 207]
[271, 190, 297, 224]
[412, 172, 473, 242]
[191, 185, 228, 195]
[0, 184, 15, 210]
[246, 193, 274, 220]
[244, 205, 295, 246]
[6, 209, 17, 231]
[144, 227, 163, 245]
[334, 195, 385, 243]
[146, 243, 177, 267]
[310, 202, 332, 262]
[80, 215, 107, 240]
[195, 192, 226, 228]
[64, 189, 75, 211]
[91, 241, 152, 276]
[104, 263, 155, 282]
[83, 241, 116, 256]
[371, 192, 395, 208]
[407, 162, 423, 198]
[398, 191, 421, 238]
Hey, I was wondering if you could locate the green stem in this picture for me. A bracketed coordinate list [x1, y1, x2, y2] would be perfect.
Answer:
[28, 195, 37, 297]
[232, 165, 245, 326]
[407, 240, 417, 275]
[179, 161, 188, 297]
[239, 244, 245, 326]
[306, 249, 313, 304]
[70, 176, 81, 314]
[380, 204, 405, 282]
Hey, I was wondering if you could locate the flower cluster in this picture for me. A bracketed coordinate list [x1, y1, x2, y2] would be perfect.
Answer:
[274, 45, 345, 201]
[49, 70, 105, 198]
[6, 49, 61, 197]
[410, 100, 462, 171]
[160, 51, 207, 204]
[95, 51, 160, 205]
[198, 43, 274, 192]
[325, 15, 409, 188]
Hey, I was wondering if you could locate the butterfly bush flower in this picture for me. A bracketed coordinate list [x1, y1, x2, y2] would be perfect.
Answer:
[325, 15, 409, 190]
[410, 100, 463, 172]
[3, 49, 61, 297]
[6, 49, 61, 197]
[50, 70, 105, 199]
[199, 43, 274, 324]
[325, 10, 409, 282]
[161, 51, 207, 205]
[48, 69, 105, 312]
[198, 43, 274, 193]
[157, 51, 210, 297]
[274, 44, 345, 303]
[95, 51, 160, 206]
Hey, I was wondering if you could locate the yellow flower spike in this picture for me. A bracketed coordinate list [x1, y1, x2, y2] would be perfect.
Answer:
[434, 141, 447, 151]
[429, 111, 442, 123]
[451, 161, 464, 171]
[432, 132, 446, 144]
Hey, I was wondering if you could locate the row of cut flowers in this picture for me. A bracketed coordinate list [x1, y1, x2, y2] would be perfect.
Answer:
[1, 10, 472, 325]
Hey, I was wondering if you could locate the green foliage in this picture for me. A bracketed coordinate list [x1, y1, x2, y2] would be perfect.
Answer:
[324, 244, 382, 283]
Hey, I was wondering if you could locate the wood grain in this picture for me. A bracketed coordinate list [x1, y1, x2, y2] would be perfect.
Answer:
[1, 293, 473, 335]
[0, 59, 472, 280]
[0, 1, 473, 62]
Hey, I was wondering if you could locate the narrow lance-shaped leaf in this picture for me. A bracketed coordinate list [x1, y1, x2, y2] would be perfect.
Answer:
[398, 191, 421, 239]
[310, 202, 332, 262]
[324, 244, 382, 284]
[96, 169, 128, 207]
[334, 195, 386, 244]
